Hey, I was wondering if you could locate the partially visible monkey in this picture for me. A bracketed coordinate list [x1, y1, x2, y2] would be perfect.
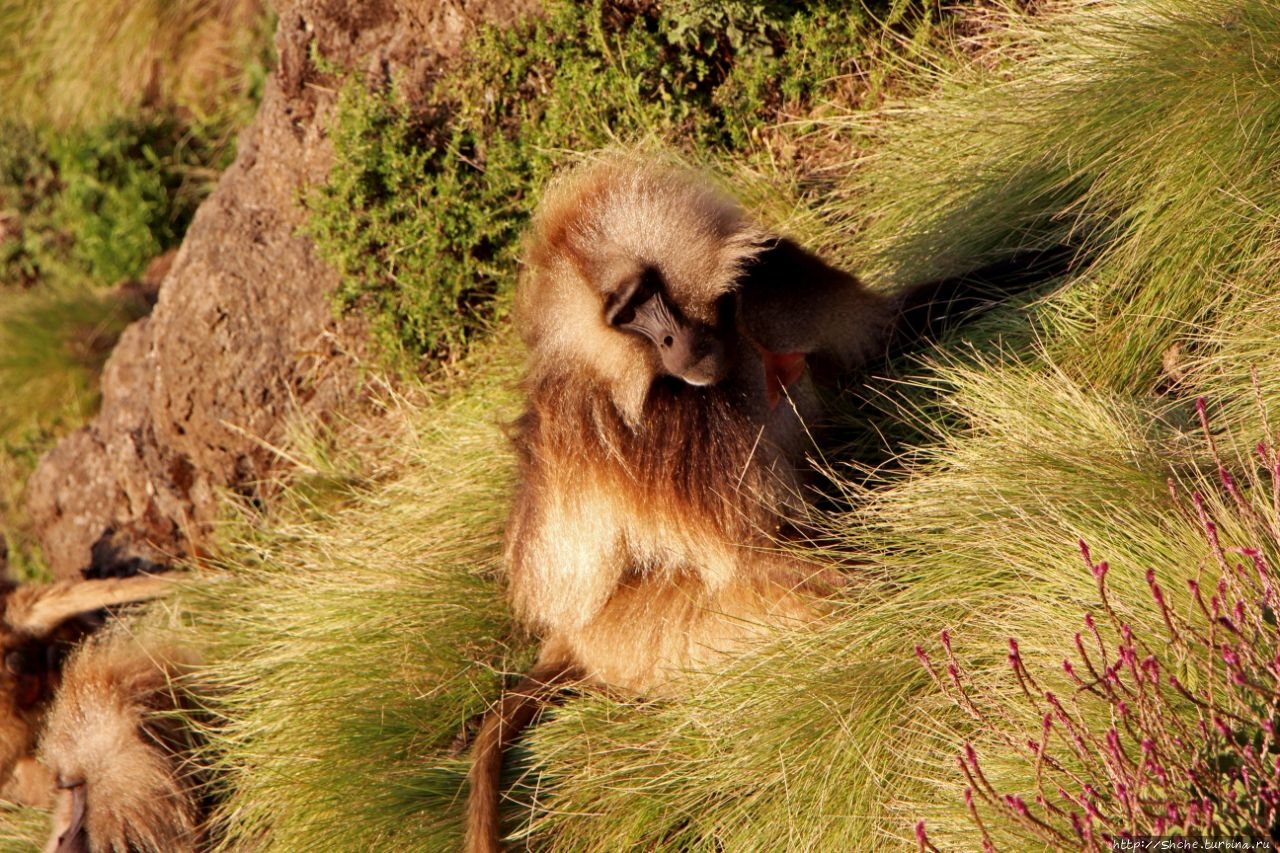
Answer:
[40, 629, 203, 853]
[0, 576, 173, 806]
[0, 574, 205, 852]
[466, 155, 1071, 851]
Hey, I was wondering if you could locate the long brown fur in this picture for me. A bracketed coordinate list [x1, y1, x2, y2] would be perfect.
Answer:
[466, 156, 881, 851]
[0, 576, 173, 811]
[39, 631, 202, 853]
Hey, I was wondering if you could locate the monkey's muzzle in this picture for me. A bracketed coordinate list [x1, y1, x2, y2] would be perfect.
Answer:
[620, 292, 728, 386]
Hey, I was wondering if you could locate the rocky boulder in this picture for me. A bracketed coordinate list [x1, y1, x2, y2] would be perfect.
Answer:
[27, 0, 536, 578]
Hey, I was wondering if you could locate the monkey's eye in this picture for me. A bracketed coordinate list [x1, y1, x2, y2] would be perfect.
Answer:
[605, 292, 636, 327]
[4, 647, 38, 677]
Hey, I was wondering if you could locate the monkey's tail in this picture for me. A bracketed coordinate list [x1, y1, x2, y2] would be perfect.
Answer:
[465, 660, 584, 853]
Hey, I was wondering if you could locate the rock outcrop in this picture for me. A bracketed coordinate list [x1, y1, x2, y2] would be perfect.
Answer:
[27, 0, 537, 578]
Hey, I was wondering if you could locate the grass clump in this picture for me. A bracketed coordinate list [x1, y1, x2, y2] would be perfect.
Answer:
[835, 0, 1280, 401]
[0, 0, 272, 128]
[186, 346, 526, 852]
[306, 0, 885, 366]
[0, 803, 51, 853]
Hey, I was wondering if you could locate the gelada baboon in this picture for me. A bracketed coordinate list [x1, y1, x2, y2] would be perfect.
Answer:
[0, 575, 203, 852]
[41, 629, 202, 853]
[0, 576, 172, 805]
[466, 155, 1067, 851]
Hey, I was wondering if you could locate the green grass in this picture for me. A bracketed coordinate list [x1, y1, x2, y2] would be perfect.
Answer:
[176, 0, 1280, 849]
[0, 0, 271, 128]
[0, 283, 151, 579]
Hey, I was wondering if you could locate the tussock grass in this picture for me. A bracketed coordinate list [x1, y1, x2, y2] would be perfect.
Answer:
[0, 0, 271, 127]
[165, 0, 1280, 850]
[0, 804, 48, 852]
[836, 0, 1280, 398]
[185, 344, 527, 852]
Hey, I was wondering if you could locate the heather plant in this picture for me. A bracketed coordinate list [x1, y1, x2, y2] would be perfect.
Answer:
[916, 401, 1280, 848]
[0, 117, 228, 288]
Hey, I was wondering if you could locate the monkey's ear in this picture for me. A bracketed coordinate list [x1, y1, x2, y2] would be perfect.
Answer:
[4, 576, 174, 639]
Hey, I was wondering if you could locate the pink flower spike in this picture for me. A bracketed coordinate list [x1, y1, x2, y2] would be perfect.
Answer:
[915, 821, 930, 852]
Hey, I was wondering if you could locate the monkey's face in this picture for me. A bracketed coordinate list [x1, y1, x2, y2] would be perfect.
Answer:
[603, 265, 733, 387]
[518, 156, 769, 424]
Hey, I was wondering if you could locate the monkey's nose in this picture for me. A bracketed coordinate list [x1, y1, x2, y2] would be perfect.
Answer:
[662, 333, 727, 386]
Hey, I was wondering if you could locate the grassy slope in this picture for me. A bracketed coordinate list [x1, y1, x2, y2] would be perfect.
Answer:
[0, 0, 271, 578]
[9, 0, 1280, 850]
[188, 1, 1280, 850]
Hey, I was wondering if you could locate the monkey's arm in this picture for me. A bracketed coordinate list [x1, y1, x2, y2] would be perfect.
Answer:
[503, 477, 630, 635]
[737, 238, 895, 381]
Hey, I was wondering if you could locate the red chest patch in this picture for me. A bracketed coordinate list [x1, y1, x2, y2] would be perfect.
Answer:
[761, 350, 807, 409]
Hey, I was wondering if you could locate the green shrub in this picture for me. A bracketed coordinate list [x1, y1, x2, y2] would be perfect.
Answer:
[307, 0, 877, 366]
[0, 116, 232, 288]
